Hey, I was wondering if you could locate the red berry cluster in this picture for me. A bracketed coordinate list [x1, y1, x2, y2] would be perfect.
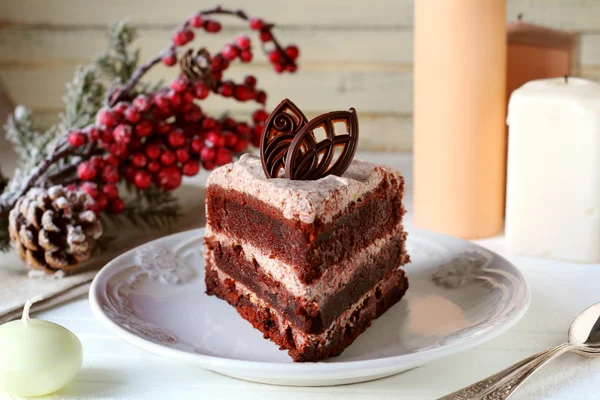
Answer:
[63, 7, 300, 217]
[249, 17, 299, 73]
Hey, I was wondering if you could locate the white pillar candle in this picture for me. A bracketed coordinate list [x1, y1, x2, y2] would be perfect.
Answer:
[506, 77, 600, 262]
[0, 296, 83, 397]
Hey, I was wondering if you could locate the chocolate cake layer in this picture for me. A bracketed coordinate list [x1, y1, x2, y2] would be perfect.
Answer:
[205, 232, 407, 334]
[205, 263, 408, 362]
[206, 174, 404, 284]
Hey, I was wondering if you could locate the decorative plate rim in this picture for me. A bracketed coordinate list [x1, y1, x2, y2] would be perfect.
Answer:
[89, 227, 531, 378]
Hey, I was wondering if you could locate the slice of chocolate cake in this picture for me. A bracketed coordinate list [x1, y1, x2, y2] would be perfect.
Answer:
[204, 152, 409, 361]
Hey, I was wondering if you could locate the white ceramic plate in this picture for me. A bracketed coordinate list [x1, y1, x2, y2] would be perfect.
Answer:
[89, 227, 530, 386]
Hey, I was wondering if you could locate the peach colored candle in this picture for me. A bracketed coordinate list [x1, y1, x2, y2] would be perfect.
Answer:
[414, 0, 507, 239]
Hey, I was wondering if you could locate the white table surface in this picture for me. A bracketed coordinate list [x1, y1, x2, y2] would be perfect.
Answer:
[6, 153, 600, 400]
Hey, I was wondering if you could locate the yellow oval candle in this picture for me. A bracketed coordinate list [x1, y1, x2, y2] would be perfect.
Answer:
[0, 295, 82, 397]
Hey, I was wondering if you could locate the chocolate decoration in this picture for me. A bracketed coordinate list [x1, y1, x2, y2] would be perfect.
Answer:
[260, 98, 359, 180]
[285, 108, 358, 180]
[260, 99, 309, 178]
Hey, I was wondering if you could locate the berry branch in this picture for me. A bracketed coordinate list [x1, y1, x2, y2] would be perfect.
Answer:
[0, 136, 75, 216]
[0, 6, 300, 270]
[110, 5, 297, 105]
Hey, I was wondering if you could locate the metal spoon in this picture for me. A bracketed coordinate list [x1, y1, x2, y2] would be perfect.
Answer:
[440, 302, 600, 400]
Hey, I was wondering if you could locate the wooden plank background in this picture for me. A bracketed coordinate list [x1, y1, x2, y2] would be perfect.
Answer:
[0, 0, 599, 151]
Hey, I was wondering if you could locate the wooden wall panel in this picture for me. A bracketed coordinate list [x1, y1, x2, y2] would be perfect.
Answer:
[1, 0, 600, 151]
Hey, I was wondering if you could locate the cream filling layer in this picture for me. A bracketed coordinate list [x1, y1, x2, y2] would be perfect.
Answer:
[205, 222, 403, 305]
[210, 264, 382, 347]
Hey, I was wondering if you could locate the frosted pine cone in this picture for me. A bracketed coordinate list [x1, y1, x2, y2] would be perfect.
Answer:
[8, 185, 103, 274]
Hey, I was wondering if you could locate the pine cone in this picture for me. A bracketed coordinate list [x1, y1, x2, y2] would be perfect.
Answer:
[8, 185, 103, 274]
[180, 48, 217, 89]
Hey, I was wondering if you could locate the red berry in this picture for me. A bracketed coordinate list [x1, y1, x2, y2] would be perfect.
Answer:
[176, 148, 190, 163]
[204, 20, 221, 33]
[87, 126, 102, 141]
[190, 136, 204, 153]
[153, 93, 171, 110]
[202, 160, 215, 170]
[233, 138, 250, 153]
[104, 154, 119, 167]
[190, 14, 203, 28]
[251, 134, 261, 148]
[97, 108, 116, 127]
[200, 146, 216, 162]
[103, 184, 119, 200]
[239, 50, 253, 63]
[269, 51, 282, 63]
[110, 142, 129, 159]
[124, 166, 136, 181]
[236, 122, 251, 136]
[145, 144, 162, 160]
[162, 54, 177, 66]
[206, 131, 226, 147]
[244, 75, 257, 88]
[182, 161, 200, 176]
[273, 62, 285, 74]
[124, 107, 141, 123]
[249, 18, 263, 30]
[252, 109, 269, 123]
[156, 167, 182, 191]
[236, 35, 251, 49]
[102, 165, 120, 183]
[259, 30, 272, 42]
[193, 82, 210, 99]
[166, 90, 182, 109]
[80, 182, 99, 199]
[173, 29, 193, 46]
[234, 85, 255, 102]
[133, 95, 151, 112]
[147, 161, 161, 173]
[110, 198, 126, 214]
[185, 108, 203, 122]
[223, 117, 237, 129]
[215, 147, 233, 166]
[202, 118, 218, 130]
[211, 56, 226, 71]
[168, 129, 186, 148]
[113, 124, 132, 144]
[156, 120, 171, 134]
[170, 76, 188, 92]
[224, 132, 238, 148]
[219, 82, 234, 97]
[184, 29, 194, 42]
[112, 102, 128, 116]
[134, 170, 153, 190]
[286, 63, 298, 73]
[95, 193, 108, 211]
[285, 45, 299, 60]
[160, 150, 177, 166]
[135, 120, 153, 137]
[68, 130, 87, 147]
[256, 91, 267, 104]
[222, 44, 239, 60]
[90, 155, 105, 168]
[77, 162, 97, 181]
[182, 91, 195, 105]
[131, 153, 147, 168]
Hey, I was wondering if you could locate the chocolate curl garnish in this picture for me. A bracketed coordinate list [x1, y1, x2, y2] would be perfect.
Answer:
[259, 98, 359, 180]
[260, 99, 309, 178]
[285, 108, 358, 180]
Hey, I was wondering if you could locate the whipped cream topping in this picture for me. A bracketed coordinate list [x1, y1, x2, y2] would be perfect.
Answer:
[206, 154, 402, 223]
